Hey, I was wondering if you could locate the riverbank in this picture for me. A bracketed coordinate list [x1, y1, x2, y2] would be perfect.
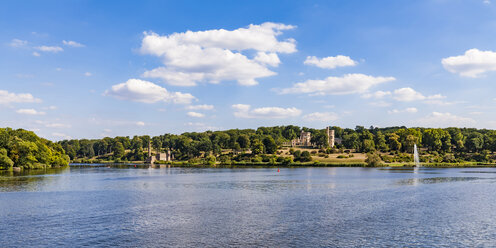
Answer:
[68, 161, 496, 168]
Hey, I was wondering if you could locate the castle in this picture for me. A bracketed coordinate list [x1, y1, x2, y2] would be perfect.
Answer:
[285, 126, 335, 148]
[145, 141, 173, 164]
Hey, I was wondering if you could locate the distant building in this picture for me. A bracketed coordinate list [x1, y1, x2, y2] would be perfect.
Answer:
[287, 131, 313, 147]
[283, 126, 336, 148]
[145, 141, 173, 164]
[326, 126, 335, 148]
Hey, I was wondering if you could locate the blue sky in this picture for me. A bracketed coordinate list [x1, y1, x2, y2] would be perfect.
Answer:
[2, 0, 496, 140]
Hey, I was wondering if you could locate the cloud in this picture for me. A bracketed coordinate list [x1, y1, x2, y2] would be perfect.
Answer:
[84, 72, 92, 77]
[369, 101, 392, 107]
[278, 74, 395, 95]
[388, 107, 418, 114]
[417, 112, 476, 128]
[232, 104, 301, 119]
[105, 79, 195, 104]
[16, 109, 46, 115]
[35, 120, 71, 128]
[254, 52, 281, 67]
[303, 112, 339, 122]
[45, 123, 71, 128]
[52, 132, 72, 140]
[62, 40, 85, 47]
[392, 87, 444, 102]
[32, 51, 41, 57]
[9, 39, 28, 47]
[442, 48, 496, 77]
[0, 90, 41, 104]
[361, 90, 391, 99]
[140, 22, 296, 86]
[35, 46, 63, 53]
[136, 121, 145, 126]
[304, 55, 357, 69]
[186, 104, 214, 110]
[187, 111, 205, 118]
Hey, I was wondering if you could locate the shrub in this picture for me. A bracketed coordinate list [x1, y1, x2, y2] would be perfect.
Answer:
[365, 152, 382, 167]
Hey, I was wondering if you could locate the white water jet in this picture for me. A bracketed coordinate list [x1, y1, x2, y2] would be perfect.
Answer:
[414, 144, 420, 167]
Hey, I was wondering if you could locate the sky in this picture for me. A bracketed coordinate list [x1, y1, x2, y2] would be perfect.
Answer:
[1, 0, 496, 140]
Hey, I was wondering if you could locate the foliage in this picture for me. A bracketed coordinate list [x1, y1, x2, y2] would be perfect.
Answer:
[52, 125, 496, 165]
[0, 128, 69, 169]
[365, 152, 382, 167]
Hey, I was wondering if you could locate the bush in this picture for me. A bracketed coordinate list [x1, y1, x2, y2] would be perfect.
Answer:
[204, 155, 216, 166]
[299, 151, 312, 162]
[365, 152, 382, 167]
[251, 156, 262, 163]
[282, 156, 293, 165]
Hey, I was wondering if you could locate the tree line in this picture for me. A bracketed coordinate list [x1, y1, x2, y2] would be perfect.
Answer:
[58, 125, 496, 164]
[0, 128, 69, 170]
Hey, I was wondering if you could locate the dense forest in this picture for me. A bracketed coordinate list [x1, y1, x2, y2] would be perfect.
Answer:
[58, 125, 496, 165]
[0, 128, 70, 170]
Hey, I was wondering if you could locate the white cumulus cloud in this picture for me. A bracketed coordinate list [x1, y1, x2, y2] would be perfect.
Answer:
[0, 90, 41, 104]
[442, 48, 496, 77]
[417, 112, 476, 128]
[186, 104, 214, 110]
[388, 107, 418, 114]
[392, 87, 444, 102]
[16, 109, 46, 115]
[136, 121, 145, 126]
[303, 112, 339, 122]
[187, 111, 205, 118]
[35, 46, 63, 53]
[62, 40, 85, 47]
[304, 55, 357, 69]
[9, 39, 28, 47]
[232, 104, 301, 119]
[105, 79, 195, 104]
[278, 74, 395, 95]
[140, 22, 296, 86]
[254, 52, 281, 67]
[361, 90, 391, 99]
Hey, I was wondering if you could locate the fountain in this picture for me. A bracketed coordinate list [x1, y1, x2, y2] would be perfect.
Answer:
[414, 144, 420, 167]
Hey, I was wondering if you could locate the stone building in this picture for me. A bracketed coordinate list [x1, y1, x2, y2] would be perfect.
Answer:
[145, 141, 173, 164]
[283, 126, 337, 148]
[326, 126, 335, 148]
[289, 131, 313, 147]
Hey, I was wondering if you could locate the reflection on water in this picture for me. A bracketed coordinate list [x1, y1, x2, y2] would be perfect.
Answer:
[396, 176, 483, 185]
[379, 167, 442, 174]
[2, 167, 496, 247]
[0, 167, 70, 192]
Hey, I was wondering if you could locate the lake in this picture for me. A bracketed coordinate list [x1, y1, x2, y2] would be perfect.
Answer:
[1, 166, 496, 247]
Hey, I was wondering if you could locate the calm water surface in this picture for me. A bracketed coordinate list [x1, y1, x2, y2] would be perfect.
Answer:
[1, 166, 496, 247]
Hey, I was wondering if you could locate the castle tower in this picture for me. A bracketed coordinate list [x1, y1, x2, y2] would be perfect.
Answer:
[326, 126, 335, 148]
[148, 140, 152, 157]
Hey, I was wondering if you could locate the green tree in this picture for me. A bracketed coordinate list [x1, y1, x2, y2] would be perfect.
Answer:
[263, 136, 277, 154]
[0, 148, 13, 169]
[237, 134, 250, 149]
[365, 152, 382, 167]
[113, 142, 125, 159]
[374, 131, 388, 152]
[251, 139, 264, 155]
